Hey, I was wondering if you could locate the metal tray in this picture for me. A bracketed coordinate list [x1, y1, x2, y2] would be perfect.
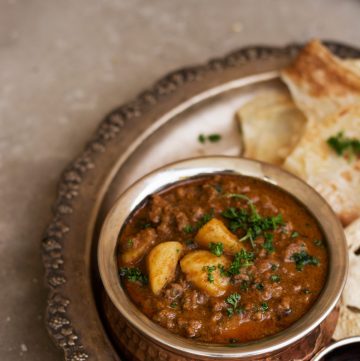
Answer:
[42, 41, 360, 361]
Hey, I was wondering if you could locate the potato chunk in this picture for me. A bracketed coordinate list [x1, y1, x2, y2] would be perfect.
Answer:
[147, 241, 184, 295]
[120, 228, 156, 265]
[195, 218, 243, 255]
[180, 250, 230, 297]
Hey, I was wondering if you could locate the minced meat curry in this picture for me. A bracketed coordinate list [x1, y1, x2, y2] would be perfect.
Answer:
[117, 174, 328, 344]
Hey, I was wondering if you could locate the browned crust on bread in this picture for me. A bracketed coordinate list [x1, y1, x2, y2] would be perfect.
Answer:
[282, 40, 360, 97]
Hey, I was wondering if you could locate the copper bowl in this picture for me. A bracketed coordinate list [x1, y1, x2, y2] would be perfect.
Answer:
[98, 156, 348, 361]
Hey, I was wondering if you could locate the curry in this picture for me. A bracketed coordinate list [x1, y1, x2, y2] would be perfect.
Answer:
[117, 174, 328, 344]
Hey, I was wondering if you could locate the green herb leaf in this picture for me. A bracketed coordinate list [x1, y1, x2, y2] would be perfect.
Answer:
[198, 134, 206, 144]
[226, 293, 241, 317]
[203, 265, 216, 283]
[214, 184, 223, 193]
[291, 251, 320, 271]
[226, 293, 241, 308]
[209, 242, 224, 257]
[170, 301, 178, 308]
[226, 307, 234, 316]
[227, 249, 254, 276]
[198, 133, 222, 144]
[217, 264, 227, 277]
[314, 239, 323, 247]
[262, 233, 275, 253]
[183, 225, 194, 233]
[270, 274, 281, 283]
[183, 211, 214, 235]
[119, 267, 148, 285]
[260, 302, 269, 312]
[222, 204, 284, 248]
[224, 193, 252, 202]
[240, 280, 250, 291]
[208, 133, 222, 142]
[197, 210, 214, 228]
[255, 283, 264, 291]
[127, 239, 134, 248]
[327, 131, 360, 160]
[291, 231, 299, 238]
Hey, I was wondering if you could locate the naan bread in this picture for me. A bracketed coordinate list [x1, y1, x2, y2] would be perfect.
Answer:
[237, 90, 306, 165]
[237, 52, 360, 167]
[283, 105, 360, 226]
[333, 218, 360, 340]
[342, 218, 360, 309]
[281, 40, 360, 121]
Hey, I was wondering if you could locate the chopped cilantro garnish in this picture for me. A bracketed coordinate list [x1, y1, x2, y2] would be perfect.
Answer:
[170, 301, 178, 308]
[226, 293, 241, 316]
[291, 231, 299, 238]
[226, 308, 234, 317]
[271, 263, 278, 271]
[270, 274, 281, 282]
[291, 251, 320, 271]
[198, 134, 206, 144]
[209, 242, 224, 257]
[224, 193, 252, 202]
[262, 233, 275, 253]
[240, 280, 250, 291]
[226, 293, 241, 308]
[183, 225, 194, 233]
[222, 204, 284, 248]
[208, 133, 222, 142]
[198, 133, 222, 144]
[214, 184, 223, 193]
[203, 265, 216, 283]
[302, 288, 311, 294]
[217, 264, 227, 277]
[327, 131, 360, 160]
[127, 239, 134, 248]
[314, 239, 323, 247]
[260, 302, 269, 312]
[227, 249, 254, 276]
[255, 283, 264, 291]
[119, 267, 148, 284]
[183, 211, 214, 234]
[197, 210, 214, 227]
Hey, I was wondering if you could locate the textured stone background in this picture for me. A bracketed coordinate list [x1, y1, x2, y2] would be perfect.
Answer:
[1, 0, 360, 360]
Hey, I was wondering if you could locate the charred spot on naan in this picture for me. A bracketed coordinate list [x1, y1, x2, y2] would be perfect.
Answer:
[281, 40, 360, 120]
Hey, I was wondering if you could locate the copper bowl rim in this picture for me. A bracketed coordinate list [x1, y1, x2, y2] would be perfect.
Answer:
[98, 156, 348, 359]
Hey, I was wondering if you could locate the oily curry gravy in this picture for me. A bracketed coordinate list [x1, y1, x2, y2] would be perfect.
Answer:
[117, 174, 328, 344]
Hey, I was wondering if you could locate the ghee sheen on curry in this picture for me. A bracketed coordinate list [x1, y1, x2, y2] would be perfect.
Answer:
[117, 174, 328, 344]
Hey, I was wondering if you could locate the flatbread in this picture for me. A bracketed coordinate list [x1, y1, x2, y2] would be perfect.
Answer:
[237, 55, 360, 167]
[333, 218, 360, 340]
[237, 90, 306, 165]
[281, 40, 360, 121]
[283, 105, 360, 226]
[342, 218, 360, 308]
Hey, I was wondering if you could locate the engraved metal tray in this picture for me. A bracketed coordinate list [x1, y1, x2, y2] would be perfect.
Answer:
[42, 41, 360, 361]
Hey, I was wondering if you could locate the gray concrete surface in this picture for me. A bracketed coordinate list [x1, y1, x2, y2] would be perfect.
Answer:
[1, 0, 360, 360]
